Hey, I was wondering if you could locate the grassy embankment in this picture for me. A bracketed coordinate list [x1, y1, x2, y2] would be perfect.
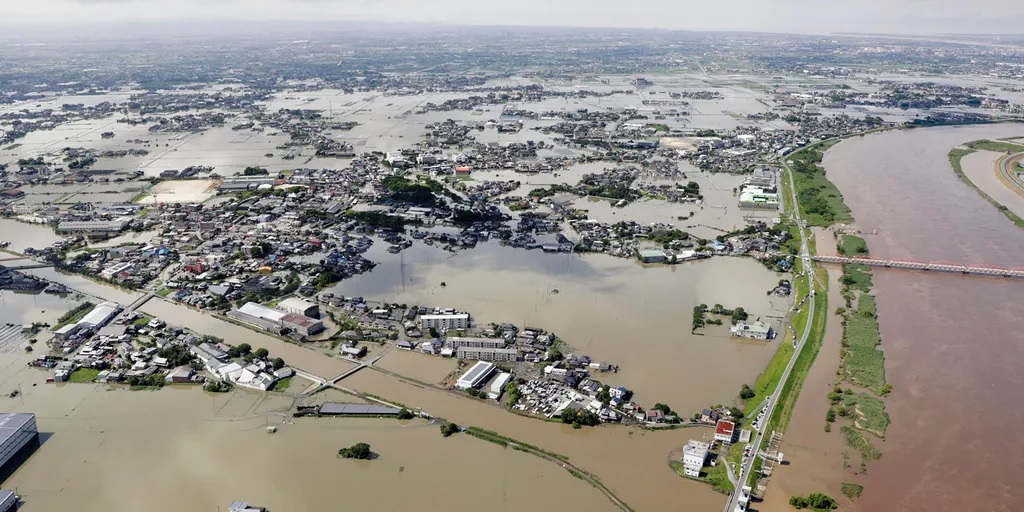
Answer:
[838, 234, 869, 257]
[788, 140, 853, 227]
[51, 301, 96, 331]
[964, 139, 1024, 153]
[948, 144, 1024, 229]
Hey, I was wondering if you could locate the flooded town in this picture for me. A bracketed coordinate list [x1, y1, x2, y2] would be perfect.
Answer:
[1, 12, 1024, 512]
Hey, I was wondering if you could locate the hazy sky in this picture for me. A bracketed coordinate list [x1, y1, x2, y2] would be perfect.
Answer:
[2, 0, 1020, 34]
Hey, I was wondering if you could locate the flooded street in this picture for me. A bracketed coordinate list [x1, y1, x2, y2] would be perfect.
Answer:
[810, 124, 1024, 512]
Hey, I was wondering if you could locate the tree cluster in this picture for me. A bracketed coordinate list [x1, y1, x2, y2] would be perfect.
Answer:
[789, 493, 838, 510]
[338, 442, 373, 460]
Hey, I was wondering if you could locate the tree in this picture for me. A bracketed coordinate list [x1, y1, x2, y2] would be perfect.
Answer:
[731, 307, 749, 323]
[440, 422, 459, 437]
[338, 442, 373, 460]
[272, 357, 285, 370]
[397, 408, 415, 420]
[653, 403, 673, 416]
[739, 384, 755, 400]
[428, 327, 439, 339]
[228, 343, 252, 358]
[728, 407, 744, 420]
[467, 387, 480, 397]
[254, 348, 269, 360]
[546, 347, 564, 362]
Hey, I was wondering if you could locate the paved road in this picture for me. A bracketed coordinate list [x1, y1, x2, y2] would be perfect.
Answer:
[725, 155, 818, 512]
[998, 152, 1024, 193]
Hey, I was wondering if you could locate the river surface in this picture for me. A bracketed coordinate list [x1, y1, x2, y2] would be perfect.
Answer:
[807, 124, 1024, 512]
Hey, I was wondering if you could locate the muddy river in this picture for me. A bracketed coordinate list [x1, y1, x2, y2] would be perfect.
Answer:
[770, 124, 1024, 512]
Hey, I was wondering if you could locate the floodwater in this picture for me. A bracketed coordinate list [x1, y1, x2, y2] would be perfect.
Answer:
[759, 268, 852, 512]
[801, 124, 1024, 512]
[959, 150, 1024, 219]
[331, 239, 790, 415]
[0, 353, 619, 512]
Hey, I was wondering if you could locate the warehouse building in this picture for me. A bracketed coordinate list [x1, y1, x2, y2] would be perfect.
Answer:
[455, 361, 496, 390]
[0, 413, 38, 472]
[488, 372, 512, 400]
[278, 297, 320, 318]
[420, 313, 470, 331]
[78, 302, 121, 329]
[56, 219, 131, 234]
[280, 313, 325, 336]
[0, 490, 16, 512]
[456, 346, 519, 362]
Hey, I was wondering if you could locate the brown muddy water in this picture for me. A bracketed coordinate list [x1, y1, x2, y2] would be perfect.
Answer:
[0, 353, 619, 512]
[812, 124, 1024, 512]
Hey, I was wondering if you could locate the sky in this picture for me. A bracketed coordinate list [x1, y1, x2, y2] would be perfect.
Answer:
[1, 0, 1021, 35]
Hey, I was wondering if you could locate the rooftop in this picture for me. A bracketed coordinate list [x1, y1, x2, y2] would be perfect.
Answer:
[715, 420, 735, 436]
[0, 413, 36, 447]
[318, 403, 400, 415]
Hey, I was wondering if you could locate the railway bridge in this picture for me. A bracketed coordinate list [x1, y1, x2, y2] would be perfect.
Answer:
[813, 255, 1024, 278]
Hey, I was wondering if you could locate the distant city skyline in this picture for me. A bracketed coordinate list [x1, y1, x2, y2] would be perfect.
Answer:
[3, 0, 1023, 36]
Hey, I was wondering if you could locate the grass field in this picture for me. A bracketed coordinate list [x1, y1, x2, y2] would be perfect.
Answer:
[838, 234, 869, 257]
[964, 139, 1024, 153]
[841, 294, 887, 394]
[841, 425, 881, 461]
[272, 376, 293, 392]
[843, 393, 890, 436]
[52, 301, 96, 331]
[69, 368, 100, 383]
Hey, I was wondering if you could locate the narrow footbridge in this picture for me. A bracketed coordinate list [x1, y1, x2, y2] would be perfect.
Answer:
[814, 255, 1024, 278]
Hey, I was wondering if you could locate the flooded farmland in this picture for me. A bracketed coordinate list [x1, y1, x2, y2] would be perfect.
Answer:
[771, 124, 1024, 512]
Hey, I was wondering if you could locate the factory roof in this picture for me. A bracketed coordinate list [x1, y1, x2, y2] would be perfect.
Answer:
[0, 413, 36, 447]
[279, 297, 317, 312]
[318, 403, 401, 415]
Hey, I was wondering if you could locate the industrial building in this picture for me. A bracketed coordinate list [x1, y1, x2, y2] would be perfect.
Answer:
[488, 372, 512, 400]
[456, 346, 519, 362]
[420, 313, 470, 331]
[0, 490, 16, 512]
[77, 302, 121, 329]
[738, 188, 779, 209]
[447, 337, 506, 349]
[0, 413, 38, 471]
[318, 403, 401, 416]
[278, 297, 320, 318]
[56, 219, 131, 234]
[682, 439, 710, 477]
[455, 361, 496, 390]
[281, 312, 325, 336]
[637, 249, 667, 263]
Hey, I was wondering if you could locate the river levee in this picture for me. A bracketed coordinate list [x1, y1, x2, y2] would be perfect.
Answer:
[771, 124, 1024, 512]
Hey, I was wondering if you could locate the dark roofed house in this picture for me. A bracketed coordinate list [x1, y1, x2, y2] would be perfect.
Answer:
[645, 409, 665, 423]
[701, 408, 720, 424]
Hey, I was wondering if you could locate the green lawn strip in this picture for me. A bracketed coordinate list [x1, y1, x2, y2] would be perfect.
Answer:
[840, 264, 872, 292]
[69, 368, 100, 383]
[841, 294, 887, 394]
[841, 425, 881, 461]
[272, 376, 292, 392]
[744, 341, 793, 418]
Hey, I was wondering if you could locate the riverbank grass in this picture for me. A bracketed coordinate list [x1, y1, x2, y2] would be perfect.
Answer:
[841, 294, 887, 395]
[838, 234, 868, 257]
[787, 144, 853, 227]
[964, 139, 1024, 153]
[841, 483, 864, 500]
[841, 425, 881, 461]
[52, 301, 95, 331]
[843, 393, 890, 437]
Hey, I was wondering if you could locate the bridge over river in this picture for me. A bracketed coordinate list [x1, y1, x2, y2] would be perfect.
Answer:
[813, 255, 1024, 278]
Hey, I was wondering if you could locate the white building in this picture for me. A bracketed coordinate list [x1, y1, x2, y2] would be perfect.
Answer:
[738, 188, 779, 209]
[278, 297, 320, 318]
[99, 262, 134, 279]
[456, 346, 519, 362]
[455, 361, 496, 390]
[682, 439, 710, 477]
[77, 302, 121, 329]
[447, 337, 505, 349]
[488, 372, 512, 400]
[56, 219, 131, 234]
[420, 313, 470, 331]
[730, 321, 774, 340]
[0, 413, 37, 471]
